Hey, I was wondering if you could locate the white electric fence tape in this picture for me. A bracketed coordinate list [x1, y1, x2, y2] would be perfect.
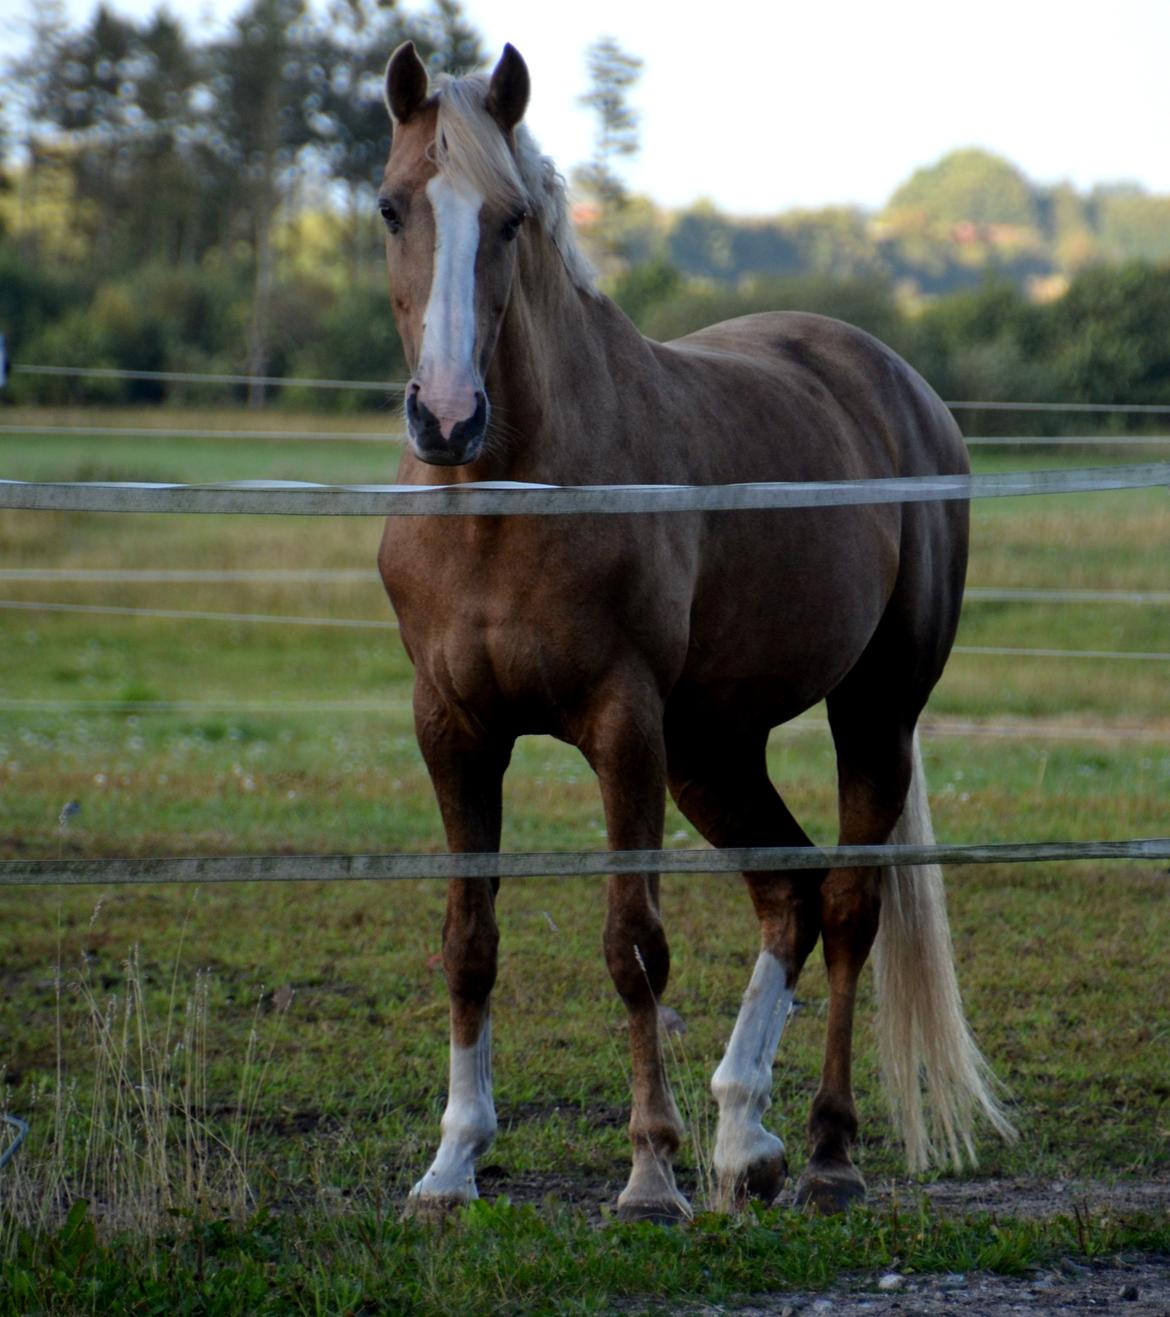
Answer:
[1, 463, 1167, 516]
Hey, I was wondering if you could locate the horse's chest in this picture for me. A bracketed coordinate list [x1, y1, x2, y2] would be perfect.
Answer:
[380, 517, 677, 713]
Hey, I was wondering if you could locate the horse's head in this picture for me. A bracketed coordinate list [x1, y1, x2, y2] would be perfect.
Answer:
[379, 43, 531, 467]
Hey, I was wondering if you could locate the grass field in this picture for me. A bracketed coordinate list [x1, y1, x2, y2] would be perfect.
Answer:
[1, 413, 1168, 1312]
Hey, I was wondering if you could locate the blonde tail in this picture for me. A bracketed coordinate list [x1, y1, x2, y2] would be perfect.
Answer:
[873, 732, 1016, 1171]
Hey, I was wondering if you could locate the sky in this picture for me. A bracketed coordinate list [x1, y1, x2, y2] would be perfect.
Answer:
[4, 0, 1170, 216]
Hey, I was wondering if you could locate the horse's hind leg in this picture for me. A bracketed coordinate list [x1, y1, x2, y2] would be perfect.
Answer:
[667, 725, 824, 1210]
[793, 697, 915, 1214]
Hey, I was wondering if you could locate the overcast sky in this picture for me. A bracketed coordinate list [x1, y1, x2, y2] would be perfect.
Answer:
[5, 0, 1169, 216]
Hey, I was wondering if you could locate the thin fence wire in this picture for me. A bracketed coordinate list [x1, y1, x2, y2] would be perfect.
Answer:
[0, 423, 402, 443]
[0, 599, 396, 629]
[947, 400, 1170, 414]
[0, 567, 374, 583]
[0, 697, 403, 714]
[4, 421, 1170, 448]
[952, 643, 1170, 662]
[9, 364, 404, 392]
[2, 598, 1168, 662]
[964, 436, 1170, 446]
[1, 700, 1166, 744]
[8, 363, 1170, 414]
[964, 586, 1170, 605]
[3, 837, 1169, 889]
[1, 571, 1166, 606]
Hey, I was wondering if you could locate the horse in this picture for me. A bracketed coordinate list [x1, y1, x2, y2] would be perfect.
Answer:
[375, 41, 1014, 1223]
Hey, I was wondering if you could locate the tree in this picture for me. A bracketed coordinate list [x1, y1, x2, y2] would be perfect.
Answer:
[884, 148, 1040, 230]
[1095, 192, 1170, 266]
[423, 0, 484, 75]
[9, 1, 210, 268]
[205, 0, 317, 403]
[300, 0, 484, 279]
[1049, 264, 1170, 405]
[576, 34, 642, 264]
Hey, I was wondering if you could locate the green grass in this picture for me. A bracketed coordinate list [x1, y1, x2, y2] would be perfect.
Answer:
[3, 1196, 1168, 1316]
[1, 414, 1168, 1310]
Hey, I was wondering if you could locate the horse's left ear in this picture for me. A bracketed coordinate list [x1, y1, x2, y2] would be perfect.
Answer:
[485, 44, 530, 133]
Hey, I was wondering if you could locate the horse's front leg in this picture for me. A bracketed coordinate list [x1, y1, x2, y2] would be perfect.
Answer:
[580, 684, 690, 1224]
[406, 687, 513, 1215]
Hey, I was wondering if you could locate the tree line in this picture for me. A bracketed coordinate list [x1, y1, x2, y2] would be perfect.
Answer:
[3, 0, 483, 403]
[585, 149, 1170, 299]
[1, 3, 1168, 423]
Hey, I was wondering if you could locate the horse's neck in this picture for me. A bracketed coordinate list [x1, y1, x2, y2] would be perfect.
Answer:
[485, 232, 649, 482]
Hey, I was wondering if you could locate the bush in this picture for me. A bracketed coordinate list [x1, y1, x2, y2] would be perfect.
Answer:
[282, 278, 408, 412]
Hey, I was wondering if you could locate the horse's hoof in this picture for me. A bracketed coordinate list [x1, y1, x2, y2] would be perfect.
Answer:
[400, 1192, 472, 1223]
[616, 1195, 692, 1226]
[716, 1149, 789, 1211]
[793, 1164, 866, 1215]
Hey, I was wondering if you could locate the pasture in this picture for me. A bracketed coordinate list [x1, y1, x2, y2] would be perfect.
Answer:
[1, 411, 1168, 1312]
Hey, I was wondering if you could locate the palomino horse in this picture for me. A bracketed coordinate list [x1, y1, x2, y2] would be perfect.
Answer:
[376, 42, 1013, 1222]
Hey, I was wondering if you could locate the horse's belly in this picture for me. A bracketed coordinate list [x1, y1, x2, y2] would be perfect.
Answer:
[680, 505, 899, 715]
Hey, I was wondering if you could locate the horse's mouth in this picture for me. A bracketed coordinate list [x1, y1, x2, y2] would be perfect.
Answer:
[411, 440, 485, 467]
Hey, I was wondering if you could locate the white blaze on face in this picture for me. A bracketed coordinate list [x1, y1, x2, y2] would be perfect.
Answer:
[417, 173, 484, 438]
[710, 951, 793, 1180]
[409, 1017, 496, 1202]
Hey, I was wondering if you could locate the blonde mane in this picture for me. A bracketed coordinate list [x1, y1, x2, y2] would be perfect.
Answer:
[431, 74, 599, 296]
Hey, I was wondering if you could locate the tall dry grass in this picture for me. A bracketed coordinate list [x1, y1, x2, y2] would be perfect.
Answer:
[1, 935, 292, 1248]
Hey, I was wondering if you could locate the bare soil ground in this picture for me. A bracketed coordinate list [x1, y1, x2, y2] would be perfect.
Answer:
[720, 1258, 1170, 1315]
[881, 1174, 1170, 1219]
[479, 1164, 1170, 1223]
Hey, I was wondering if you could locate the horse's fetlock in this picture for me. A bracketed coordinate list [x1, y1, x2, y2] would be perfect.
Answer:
[438, 1112, 496, 1156]
[630, 1119, 682, 1159]
[711, 1072, 770, 1114]
[808, 1091, 858, 1151]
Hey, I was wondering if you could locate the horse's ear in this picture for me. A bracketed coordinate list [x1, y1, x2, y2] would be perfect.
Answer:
[384, 41, 430, 125]
[485, 43, 530, 133]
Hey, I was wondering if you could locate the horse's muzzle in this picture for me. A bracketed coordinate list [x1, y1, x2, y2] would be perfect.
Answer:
[406, 387, 488, 466]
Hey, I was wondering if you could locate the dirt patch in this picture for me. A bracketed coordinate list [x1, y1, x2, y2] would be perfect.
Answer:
[475, 1168, 1170, 1224]
[719, 1259, 1170, 1315]
[875, 1174, 1170, 1220]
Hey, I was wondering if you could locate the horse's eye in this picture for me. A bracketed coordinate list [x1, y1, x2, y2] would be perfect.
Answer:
[379, 201, 402, 234]
[501, 210, 526, 242]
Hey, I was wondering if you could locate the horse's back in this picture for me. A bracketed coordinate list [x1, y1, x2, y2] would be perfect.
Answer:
[658, 310, 967, 481]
